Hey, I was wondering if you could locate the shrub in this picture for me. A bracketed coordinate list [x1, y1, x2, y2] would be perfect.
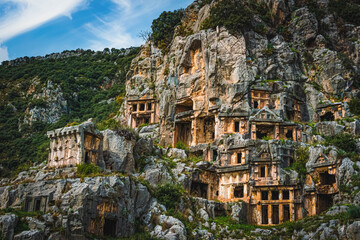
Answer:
[151, 10, 184, 53]
[348, 205, 360, 219]
[154, 183, 185, 210]
[76, 163, 100, 177]
[200, 0, 253, 35]
[324, 134, 357, 153]
[175, 141, 188, 151]
[288, 147, 309, 181]
[349, 97, 360, 116]
[329, 0, 360, 26]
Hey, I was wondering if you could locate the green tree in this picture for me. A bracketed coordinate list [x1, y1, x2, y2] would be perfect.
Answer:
[151, 10, 184, 53]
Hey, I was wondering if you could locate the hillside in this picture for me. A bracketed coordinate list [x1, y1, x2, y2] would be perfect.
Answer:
[0, 48, 139, 177]
[0, 0, 360, 240]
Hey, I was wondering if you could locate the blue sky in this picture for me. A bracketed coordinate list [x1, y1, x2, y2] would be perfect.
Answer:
[0, 0, 194, 62]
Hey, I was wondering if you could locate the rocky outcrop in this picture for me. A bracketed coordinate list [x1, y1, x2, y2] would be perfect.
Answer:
[316, 121, 345, 137]
[24, 80, 67, 125]
[0, 214, 17, 240]
[102, 129, 136, 173]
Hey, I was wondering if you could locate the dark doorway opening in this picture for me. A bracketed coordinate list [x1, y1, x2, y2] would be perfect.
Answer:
[139, 104, 145, 111]
[103, 218, 117, 237]
[85, 152, 90, 164]
[286, 109, 295, 121]
[213, 150, 218, 162]
[283, 190, 289, 200]
[132, 104, 137, 112]
[283, 204, 290, 222]
[285, 130, 293, 140]
[34, 199, 41, 212]
[260, 166, 266, 178]
[262, 205, 268, 224]
[234, 186, 244, 198]
[272, 205, 279, 224]
[317, 194, 333, 214]
[319, 172, 336, 185]
[191, 182, 208, 198]
[234, 121, 240, 132]
[175, 122, 192, 146]
[261, 191, 268, 200]
[320, 112, 334, 121]
[271, 191, 279, 200]
[237, 153, 242, 164]
[256, 125, 274, 139]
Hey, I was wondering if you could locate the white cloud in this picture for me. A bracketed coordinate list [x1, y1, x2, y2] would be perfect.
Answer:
[0, 45, 9, 63]
[85, 0, 172, 50]
[0, 0, 89, 43]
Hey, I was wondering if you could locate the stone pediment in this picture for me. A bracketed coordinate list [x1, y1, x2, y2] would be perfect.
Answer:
[255, 146, 271, 161]
[314, 154, 330, 166]
[249, 106, 282, 122]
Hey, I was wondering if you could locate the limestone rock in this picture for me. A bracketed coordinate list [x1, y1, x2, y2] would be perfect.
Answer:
[350, 120, 360, 136]
[134, 137, 154, 160]
[316, 121, 345, 137]
[143, 159, 173, 187]
[346, 221, 360, 240]
[167, 148, 187, 159]
[102, 129, 136, 173]
[0, 214, 17, 240]
[337, 158, 357, 187]
[14, 230, 44, 240]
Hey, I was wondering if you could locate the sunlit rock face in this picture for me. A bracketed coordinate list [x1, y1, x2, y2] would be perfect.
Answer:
[120, 0, 359, 227]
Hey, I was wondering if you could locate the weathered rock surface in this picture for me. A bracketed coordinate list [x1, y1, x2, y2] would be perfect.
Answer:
[102, 129, 136, 173]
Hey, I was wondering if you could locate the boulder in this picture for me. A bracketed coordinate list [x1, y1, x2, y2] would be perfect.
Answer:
[167, 148, 187, 159]
[143, 160, 173, 187]
[0, 214, 17, 240]
[102, 129, 136, 173]
[350, 120, 360, 136]
[337, 158, 357, 187]
[134, 138, 154, 160]
[316, 121, 345, 137]
[346, 221, 360, 240]
[14, 230, 44, 240]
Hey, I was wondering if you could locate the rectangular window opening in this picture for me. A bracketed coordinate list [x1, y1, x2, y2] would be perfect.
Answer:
[283, 190, 290, 200]
[234, 186, 244, 198]
[271, 191, 279, 200]
[260, 166, 266, 178]
[261, 191, 268, 200]
[234, 121, 240, 132]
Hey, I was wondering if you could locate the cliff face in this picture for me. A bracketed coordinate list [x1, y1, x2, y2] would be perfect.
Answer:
[1, 1, 360, 240]
[122, 0, 359, 146]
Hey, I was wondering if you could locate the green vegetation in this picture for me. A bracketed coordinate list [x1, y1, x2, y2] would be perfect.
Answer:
[348, 205, 360, 219]
[0, 48, 139, 177]
[154, 183, 185, 211]
[349, 97, 360, 116]
[262, 136, 272, 141]
[262, 43, 275, 56]
[76, 163, 101, 177]
[324, 134, 357, 153]
[329, 0, 360, 26]
[200, 0, 253, 35]
[198, 0, 212, 8]
[175, 141, 189, 151]
[287, 147, 309, 181]
[151, 10, 184, 53]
